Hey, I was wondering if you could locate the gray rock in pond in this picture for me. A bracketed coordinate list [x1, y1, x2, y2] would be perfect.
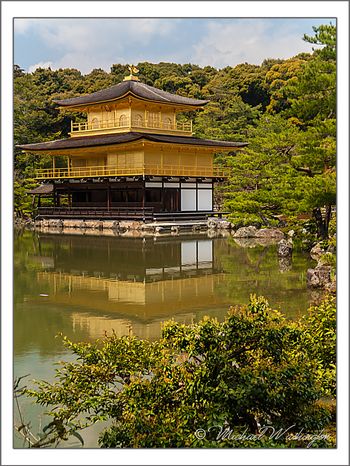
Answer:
[278, 256, 292, 272]
[277, 239, 293, 257]
[310, 242, 324, 260]
[255, 228, 284, 239]
[48, 219, 63, 228]
[325, 274, 336, 293]
[307, 265, 332, 288]
[207, 219, 218, 229]
[233, 237, 261, 248]
[233, 226, 258, 238]
[218, 220, 232, 229]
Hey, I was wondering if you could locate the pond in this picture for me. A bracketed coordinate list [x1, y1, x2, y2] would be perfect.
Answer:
[14, 229, 318, 448]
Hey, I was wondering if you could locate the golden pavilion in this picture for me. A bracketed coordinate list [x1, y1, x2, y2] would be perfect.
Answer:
[18, 66, 247, 221]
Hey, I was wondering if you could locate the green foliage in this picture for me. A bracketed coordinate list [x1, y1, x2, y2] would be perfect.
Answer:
[14, 175, 38, 218]
[318, 252, 336, 268]
[26, 295, 336, 448]
[222, 24, 336, 237]
[265, 54, 311, 114]
[301, 294, 336, 397]
[194, 95, 260, 141]
[223, 115, 301, 226]
[288, 25, 336, 124]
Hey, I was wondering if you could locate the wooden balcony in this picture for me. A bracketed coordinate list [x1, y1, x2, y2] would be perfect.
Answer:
[34, 164, 228, 180]
[70, 117, 192, 137]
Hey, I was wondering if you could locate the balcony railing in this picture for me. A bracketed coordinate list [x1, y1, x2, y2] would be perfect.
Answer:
[71, 117, 192, 135]
[35, 164, 227, 180]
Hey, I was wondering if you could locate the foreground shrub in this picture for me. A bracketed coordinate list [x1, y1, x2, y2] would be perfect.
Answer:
[26, 295, 336, 448]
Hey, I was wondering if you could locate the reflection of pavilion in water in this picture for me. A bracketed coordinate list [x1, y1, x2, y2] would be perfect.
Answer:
[35, 234, 228, 339]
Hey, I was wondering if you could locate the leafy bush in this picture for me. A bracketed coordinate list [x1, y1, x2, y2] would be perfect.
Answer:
[301, 294, 336, 397]
[14, 177, 37, 218]
[26, 295, 336, 448]
[319, 252, 336, 268]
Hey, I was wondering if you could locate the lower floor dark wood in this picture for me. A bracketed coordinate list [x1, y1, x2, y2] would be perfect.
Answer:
[34, 178, 216, 215]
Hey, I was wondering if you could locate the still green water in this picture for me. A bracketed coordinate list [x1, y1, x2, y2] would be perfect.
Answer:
[14, 229, 317, 447]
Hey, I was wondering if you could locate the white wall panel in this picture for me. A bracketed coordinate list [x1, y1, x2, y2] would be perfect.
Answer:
[181, 182, 196, 188]
[145, 182, 162, 188]
[197, 189, 212, 211]
[181, 189, 196, 211]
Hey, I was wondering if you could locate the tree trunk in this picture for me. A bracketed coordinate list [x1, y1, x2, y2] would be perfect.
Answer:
[313, 205, 332, 240]
[324, 204, 332, 237]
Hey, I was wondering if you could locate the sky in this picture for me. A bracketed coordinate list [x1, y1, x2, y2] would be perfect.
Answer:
[14, 17, 334, 74]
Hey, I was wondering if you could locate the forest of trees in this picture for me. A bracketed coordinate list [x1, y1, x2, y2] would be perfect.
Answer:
[14, 24, 336, 238]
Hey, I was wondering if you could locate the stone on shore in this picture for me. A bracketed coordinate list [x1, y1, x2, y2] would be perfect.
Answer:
[207, 218, 232, 230]
[233, 226, 258, 238]
[307, 265, 332, 288]
[255, 228, 284, 239]
[277, 239, 293, 257]
[310, 242, 324, 260]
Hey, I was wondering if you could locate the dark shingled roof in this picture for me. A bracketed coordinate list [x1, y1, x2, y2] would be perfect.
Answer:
[27, 184, 54, 194]
[53, 80, 209, 107]
[17, 132, 248, 152]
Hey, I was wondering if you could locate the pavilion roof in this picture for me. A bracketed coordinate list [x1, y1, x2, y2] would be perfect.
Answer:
[27, 184, 54, 194]
[17, 132, 248, 152]
[53, 80, 209, 108]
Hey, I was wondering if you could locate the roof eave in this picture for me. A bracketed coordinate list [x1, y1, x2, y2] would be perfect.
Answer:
[53, 91, 209, 110]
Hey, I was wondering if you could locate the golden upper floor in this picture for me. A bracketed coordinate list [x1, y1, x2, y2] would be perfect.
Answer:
[69, 100, 193, 137]
[54, 70, 208, 138]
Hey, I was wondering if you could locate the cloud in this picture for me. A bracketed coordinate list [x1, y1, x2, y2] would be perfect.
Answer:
[16, 18, 326, 74]
[28, 61, 53, 73]
[18, 19, 177, 73]
[14, 19, 35, 34]
[192, 20, 316, 68]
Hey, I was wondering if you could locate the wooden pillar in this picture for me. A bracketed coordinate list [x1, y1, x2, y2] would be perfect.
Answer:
[161, 179, 164, 212]
[107, 184, 111, 211]
[38, 195, 41, 208]
[68, 186, 71, 208]
[212, 181, 214, 213]
[52, 156, 56, 176]
[142, 181, 145, 209]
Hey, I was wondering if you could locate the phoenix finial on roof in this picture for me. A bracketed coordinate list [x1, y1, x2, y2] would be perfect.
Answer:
[128, 65, 139, 76]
